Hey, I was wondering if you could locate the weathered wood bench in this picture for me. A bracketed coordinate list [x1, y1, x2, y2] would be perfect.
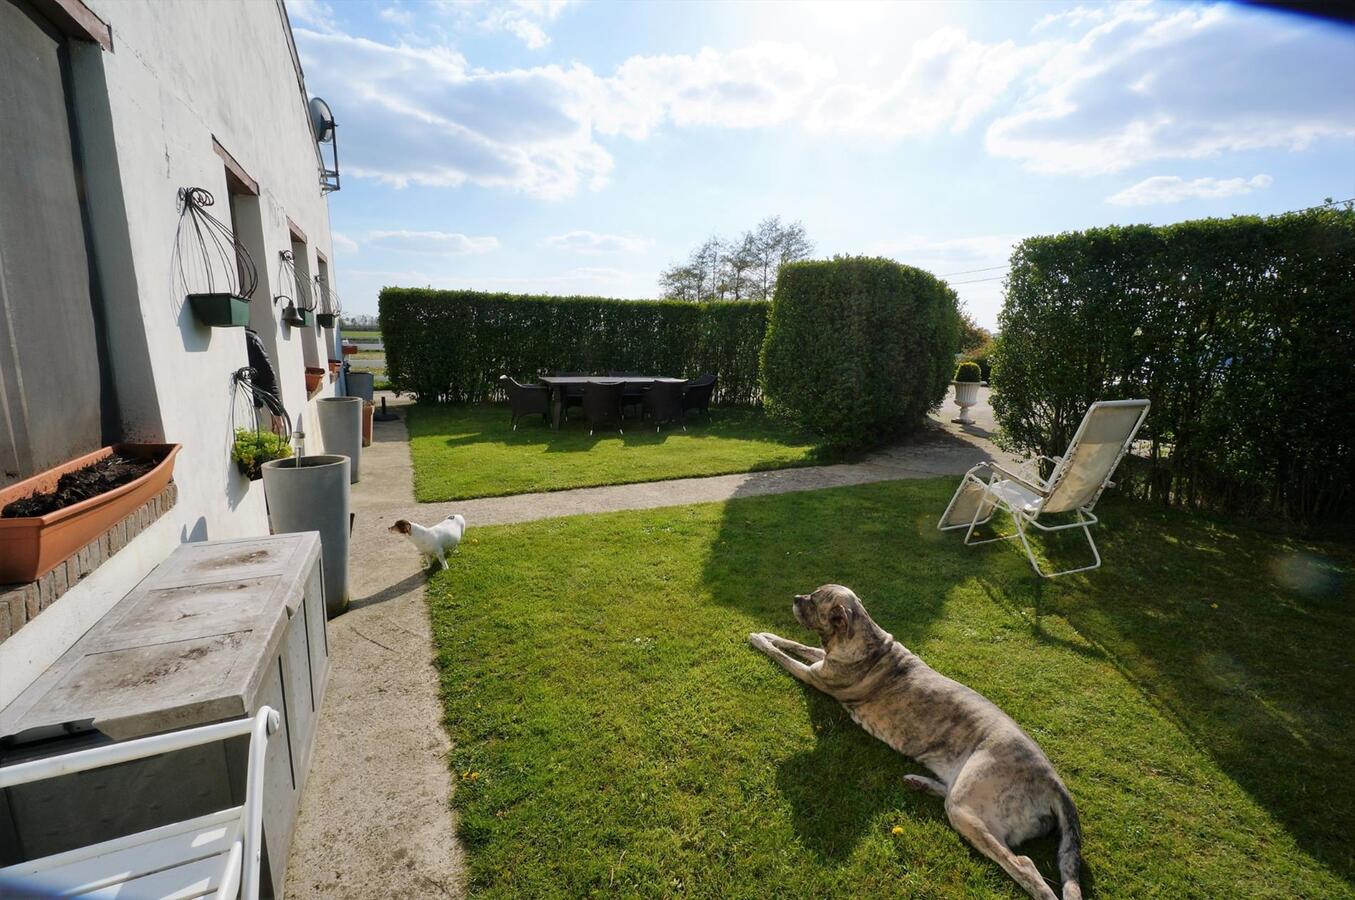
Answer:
[0, 533, 329, 898]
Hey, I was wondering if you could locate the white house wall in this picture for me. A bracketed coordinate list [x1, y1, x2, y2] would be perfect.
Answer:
[1, 0, 344, 705]
[77, 0, 340, 542]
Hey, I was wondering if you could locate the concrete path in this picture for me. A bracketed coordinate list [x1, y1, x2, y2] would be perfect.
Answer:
[284, 409, 464, 899]
[285, 385, 1007, 897]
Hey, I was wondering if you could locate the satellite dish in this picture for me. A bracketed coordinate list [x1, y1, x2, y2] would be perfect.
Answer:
[309, 96, 335, 144]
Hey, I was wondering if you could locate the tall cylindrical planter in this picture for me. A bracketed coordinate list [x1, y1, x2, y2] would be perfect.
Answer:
[262, 455, 350, 617]
[317, 396, 362, 483]
[346, 371, 374, 403]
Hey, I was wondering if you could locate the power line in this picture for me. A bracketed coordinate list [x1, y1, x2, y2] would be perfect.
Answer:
[938, 264, 1009, 277]
[948, 275, 1008, 286]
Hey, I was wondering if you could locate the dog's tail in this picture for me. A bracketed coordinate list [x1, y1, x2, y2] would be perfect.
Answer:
[1054, 787, 1083, 900]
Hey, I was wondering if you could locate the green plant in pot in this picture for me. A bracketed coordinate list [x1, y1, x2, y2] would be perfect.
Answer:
[232, 428, 293, 480]
[952, 361, 983, 424]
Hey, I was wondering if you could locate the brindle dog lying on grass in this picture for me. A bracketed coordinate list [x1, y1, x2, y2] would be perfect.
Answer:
[749, 584, 1082, 900]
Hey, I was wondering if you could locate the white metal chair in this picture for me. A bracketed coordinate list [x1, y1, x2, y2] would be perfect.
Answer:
[0, 707, 279, 899]
[938, 399, 1150, 577]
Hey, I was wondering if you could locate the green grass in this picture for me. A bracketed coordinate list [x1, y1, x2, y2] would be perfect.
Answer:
[428, 480, 1354, 898]
[407, 403, 830, 501]
[342, 329, 382, 341]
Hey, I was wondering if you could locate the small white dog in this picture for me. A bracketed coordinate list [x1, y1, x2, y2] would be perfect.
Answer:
[388, 514, 465, 569]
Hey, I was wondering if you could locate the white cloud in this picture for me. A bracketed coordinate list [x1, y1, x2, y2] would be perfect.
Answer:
[543, 230, 652, 254]
[808, 28, 1044, 138]
[427, 0, 571, 49]
[287, 0, 337, 33]
[1106, 173, 1273, 206]
[294, 1, 1355, 200]
[378, 4, 413, 27]
[986, 2, 1355, 175]
[367, 230, 500, 254]
[330, 231, 359, 253]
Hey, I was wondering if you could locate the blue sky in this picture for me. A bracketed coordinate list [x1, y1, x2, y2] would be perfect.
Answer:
[289, 0, 1355, 329]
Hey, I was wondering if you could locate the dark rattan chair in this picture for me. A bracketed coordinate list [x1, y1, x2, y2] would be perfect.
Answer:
[643, 381, 687, 432]
[582, 381, 625, 435]
[500, 375, 548, 430]
[608, 370, 645, 418]
[553, 371, 586, 420]
[682, 374, 717, 420]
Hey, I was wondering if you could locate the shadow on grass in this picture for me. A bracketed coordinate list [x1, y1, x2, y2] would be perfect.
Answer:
[1040, 497, 1355, 883]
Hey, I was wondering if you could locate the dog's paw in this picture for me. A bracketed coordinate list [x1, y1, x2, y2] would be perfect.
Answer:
[747, 632, 770, 649]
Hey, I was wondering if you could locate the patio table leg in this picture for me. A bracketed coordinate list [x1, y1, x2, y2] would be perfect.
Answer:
[551, 386, 562, 431]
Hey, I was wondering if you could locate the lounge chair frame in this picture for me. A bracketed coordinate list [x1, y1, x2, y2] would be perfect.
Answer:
[938, 399, 1150, 578]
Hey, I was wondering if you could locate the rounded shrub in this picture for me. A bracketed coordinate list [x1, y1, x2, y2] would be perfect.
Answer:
[954, 361, 982, 383]
[760, 256, 960, 449]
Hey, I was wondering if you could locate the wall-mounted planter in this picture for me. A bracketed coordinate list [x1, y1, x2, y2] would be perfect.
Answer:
[316, 313, 337, 328]
[305, 366, 326, 396]
[281, 303, 309, 328]
[188, 293, 250, 328]
[328, 360, 342, 383]
[0, 443, 181, 583]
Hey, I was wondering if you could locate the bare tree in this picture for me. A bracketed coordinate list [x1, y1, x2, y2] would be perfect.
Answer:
[660, 217, 813, 302]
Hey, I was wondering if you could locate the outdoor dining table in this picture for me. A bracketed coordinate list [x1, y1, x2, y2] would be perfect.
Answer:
[538, 375, 687, 431]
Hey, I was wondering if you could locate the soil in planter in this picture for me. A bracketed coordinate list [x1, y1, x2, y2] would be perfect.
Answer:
[2, 454, 157, 518]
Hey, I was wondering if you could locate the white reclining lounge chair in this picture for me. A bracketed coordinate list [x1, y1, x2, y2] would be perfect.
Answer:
[0, 706, 279, 899]
[938, 399, 1150, 577]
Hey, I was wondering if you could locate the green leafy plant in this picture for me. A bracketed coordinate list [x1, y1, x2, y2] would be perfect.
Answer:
[760, 256, 960, 449]
[231, 428, 292, 480]
[992, 204, 1355, 526]
[954, 361, 982, 383]
[379, 289, 769, 406]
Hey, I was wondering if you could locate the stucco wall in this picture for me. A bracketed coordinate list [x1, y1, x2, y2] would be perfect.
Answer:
[74, 0, 339, 540]
[1, 0, 344, 703]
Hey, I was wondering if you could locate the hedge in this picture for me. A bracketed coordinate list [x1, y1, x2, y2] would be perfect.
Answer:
[992, 205, 1355, 526]
[760, 256, 960, 449]
[379, 289, 769, 406]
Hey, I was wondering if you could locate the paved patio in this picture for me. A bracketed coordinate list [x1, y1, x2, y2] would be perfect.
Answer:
[285, 386, 1008, 897]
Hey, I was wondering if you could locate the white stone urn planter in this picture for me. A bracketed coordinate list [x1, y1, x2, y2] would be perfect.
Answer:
[951, 380, 981, 424]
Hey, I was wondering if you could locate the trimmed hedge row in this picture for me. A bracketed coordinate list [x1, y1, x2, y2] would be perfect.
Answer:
[379, 288, 769, 405]
[761, 256, 960, 449]
[992, 206, 1355, 526]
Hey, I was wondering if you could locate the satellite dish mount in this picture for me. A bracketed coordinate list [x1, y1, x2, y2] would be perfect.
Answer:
[309, 96, 340, 193]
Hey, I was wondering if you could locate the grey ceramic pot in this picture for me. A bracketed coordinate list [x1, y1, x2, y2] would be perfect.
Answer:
[262, 454, 350, 617]
[317, 396, 362, 483]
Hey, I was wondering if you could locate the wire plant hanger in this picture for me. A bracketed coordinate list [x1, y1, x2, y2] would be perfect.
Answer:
[275, 250, 315, 327]
[173, 187, 259, 327]
[313, 275, 341, 327]
[230, 366, 294, 479]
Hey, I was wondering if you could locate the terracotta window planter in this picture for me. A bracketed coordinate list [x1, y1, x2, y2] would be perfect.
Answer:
[0, 444, 182, 583]
[305, 366, 326, 395]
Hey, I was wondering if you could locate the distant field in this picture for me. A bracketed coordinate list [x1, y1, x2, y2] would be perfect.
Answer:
[343, 329, 382, 341]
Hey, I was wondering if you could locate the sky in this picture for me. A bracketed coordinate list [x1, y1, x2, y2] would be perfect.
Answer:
[288, 0, 1355, 330]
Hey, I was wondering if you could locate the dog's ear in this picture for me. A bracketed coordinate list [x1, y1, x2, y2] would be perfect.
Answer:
[827, 602, 852, 635]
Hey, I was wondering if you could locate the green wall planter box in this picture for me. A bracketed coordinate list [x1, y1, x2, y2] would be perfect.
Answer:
[188, 293, 251, 327]
[316, 313, 337, 327]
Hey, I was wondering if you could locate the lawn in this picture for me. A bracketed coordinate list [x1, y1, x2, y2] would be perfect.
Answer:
[428, 479, 1354, 898]
[407, 403, 830, 501]
[342, 329, 382, 341]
